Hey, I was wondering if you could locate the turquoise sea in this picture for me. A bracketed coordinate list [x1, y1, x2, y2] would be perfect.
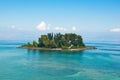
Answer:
[0, 40, 120, 80]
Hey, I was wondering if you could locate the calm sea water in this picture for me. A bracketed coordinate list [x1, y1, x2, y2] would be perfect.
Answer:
[0, 40, 120, 80]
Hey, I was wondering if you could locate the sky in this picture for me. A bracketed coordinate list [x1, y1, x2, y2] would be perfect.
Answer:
[0, 0, 120, 41]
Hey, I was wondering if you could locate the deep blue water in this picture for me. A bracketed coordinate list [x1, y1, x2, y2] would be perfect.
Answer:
[0, 40, 120, 80]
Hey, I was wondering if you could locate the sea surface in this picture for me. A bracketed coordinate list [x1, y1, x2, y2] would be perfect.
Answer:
[0, 40, 120, 80]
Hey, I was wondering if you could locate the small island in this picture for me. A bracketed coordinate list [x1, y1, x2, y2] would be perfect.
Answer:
[18, 33, 96, 51]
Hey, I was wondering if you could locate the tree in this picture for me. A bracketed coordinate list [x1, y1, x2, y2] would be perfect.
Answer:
[33, 41, 38, 47]
[30, 33, 85, 48]
[47, 33, 53, 40]
[49, 40, 57, 48]
[38, 35, 48, 47]
[26, 42, 33, 47]
[61, 35, 69, 47]
[55, 33, 63, 47]
[43, 40, 49, 48]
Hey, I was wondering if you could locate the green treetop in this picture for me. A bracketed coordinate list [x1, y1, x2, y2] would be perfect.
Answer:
[24, 33, 85, 49]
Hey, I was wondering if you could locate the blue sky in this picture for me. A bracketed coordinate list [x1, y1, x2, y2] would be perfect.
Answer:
[0, 0, 120, 41]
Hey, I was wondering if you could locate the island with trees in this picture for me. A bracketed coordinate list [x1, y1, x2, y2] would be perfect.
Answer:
[18, 33, 96, 51]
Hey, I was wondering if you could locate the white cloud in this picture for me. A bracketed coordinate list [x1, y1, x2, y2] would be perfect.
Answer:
[10, 25, 25, 31]
[36, 21, 78, 32]
[47, 27, 50, 30]
[18, 28, 24, 30]
[54, 27, 67, 31]
[36, 21, 47, 31]
[48, 24, 52, 27]
[36, 21, 51, 31]
[110, 28, 120, 32]
[72, 26, 76, 31]
[11, 25, 15, 29]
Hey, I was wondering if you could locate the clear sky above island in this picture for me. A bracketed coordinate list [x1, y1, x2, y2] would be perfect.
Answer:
[0, 0, 120, 41]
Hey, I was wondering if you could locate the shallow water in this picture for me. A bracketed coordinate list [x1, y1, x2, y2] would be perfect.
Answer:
[0, 41, 120, 80]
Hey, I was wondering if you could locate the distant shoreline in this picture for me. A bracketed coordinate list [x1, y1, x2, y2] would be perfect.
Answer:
[18, 46, 96, 51]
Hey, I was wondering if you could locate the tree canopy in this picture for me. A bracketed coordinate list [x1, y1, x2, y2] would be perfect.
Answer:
[24, 33, 85, 49]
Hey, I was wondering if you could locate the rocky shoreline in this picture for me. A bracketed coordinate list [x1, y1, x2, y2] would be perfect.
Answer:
[18, 46, 96, 51]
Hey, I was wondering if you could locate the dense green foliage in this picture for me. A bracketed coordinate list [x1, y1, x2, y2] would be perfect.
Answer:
[33, 41, 38, 47]
[24, 41, 38, 47]
[24, 33, 85, 49]
[38, 33, 85, 49]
